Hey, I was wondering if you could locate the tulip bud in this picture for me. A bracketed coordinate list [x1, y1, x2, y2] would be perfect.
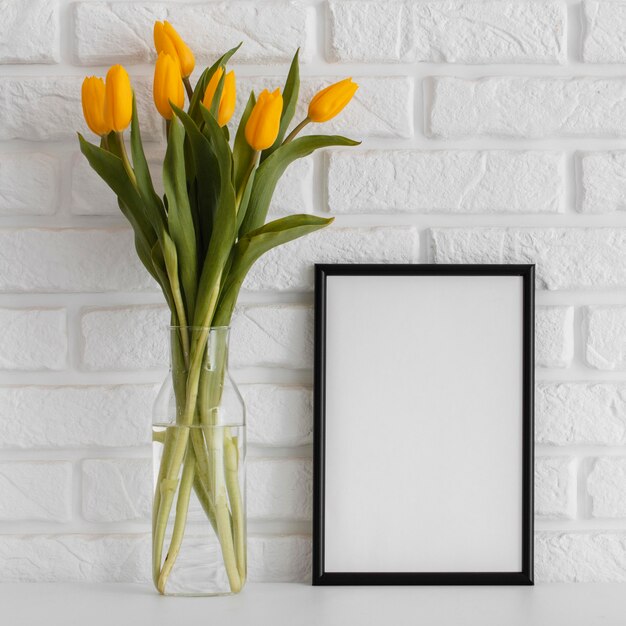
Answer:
[245, 88, 283, 151]
[154, 22, 178, 62]
[307, 77, 358, 123]
[153, 52, 185, 120]
[104, 65, 133, 133]
[202, 68, 236, 127]
[81, 76, 111, 136]
[154, 21, 195, 78]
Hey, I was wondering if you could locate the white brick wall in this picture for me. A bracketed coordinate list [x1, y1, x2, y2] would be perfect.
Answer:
[1, 0, 625, 585]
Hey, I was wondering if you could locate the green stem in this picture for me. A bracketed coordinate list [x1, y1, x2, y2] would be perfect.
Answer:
[208, 425, 241, 592]
[282, 117, 310, 145]
[116, 131, 137, 186]
[157, 446, 196, 594]
[154, 327, 244, 594]
[235, 151, 258, 209]
[224, 430, 246, 581]
[153, 329, 211, 588]
[192, 473, 217, 529]
[183, 76, 194, 101]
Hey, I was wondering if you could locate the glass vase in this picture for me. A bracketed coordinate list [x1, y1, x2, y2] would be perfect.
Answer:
[152, 326, 246, 596]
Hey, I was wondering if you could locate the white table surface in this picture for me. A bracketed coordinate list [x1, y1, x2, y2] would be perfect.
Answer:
[2, 583, 626, 626]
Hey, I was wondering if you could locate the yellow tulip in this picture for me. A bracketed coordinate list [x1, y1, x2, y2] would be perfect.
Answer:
[307, 77, 358, 123]
[153, 52, 185, 120]
[154, 20, 195, 78]
[81, 76, 111, 136]
[202, 68, 236, 127]
[245, 88, 283, 151]
[153, 22, 178, 61]
[103, 65, 133, 133]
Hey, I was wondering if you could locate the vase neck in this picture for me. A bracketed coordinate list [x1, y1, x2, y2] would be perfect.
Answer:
[169, 326, 230, 374]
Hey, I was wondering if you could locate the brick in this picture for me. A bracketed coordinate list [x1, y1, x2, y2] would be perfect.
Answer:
[585, 306, 626, 370]
[0, 532, 310, 582]
[0, 0, 59, 63]
[536, 383, 626, 446]
[536, 533, 626, 582]
[327, 150, 563, 214]
[0, 462, 71, 522]
[303, 77, 413, 139]
[536, 306, 574, 368]
[80, 306, 169, 371]
[0, 229, 156, 293]
[245, 227, 417, 291]
[71, 153, 121, 216]
[231, 305, 313, 370]
[583, 1, 626, 63]
[535, 457, 576, 519]
[0, 534, 150, 582]
[270, 158, 313, 215]
[0, 76, 160, 141]
[328, 1, 565, 64]
[0, 154, 59, 215]
[248, 458, 312, 521]
[431, 228, 626, 290]
[248, 535, 311, 583]
[82, 459, 151, 522]
[71, 152, 164, 216]
[588, 458, 626, 518]
[328, 0, 404, 63]
[0, 309, 67, 371]
[428, 77, 626, 138]
[239, 76, 413, 139]
[242, 385, 312, 447]
[80, 304, 312, 370]
[74, 2, 311, 65]
[0, 385, 155, 449]
[579, 152, 626, 213]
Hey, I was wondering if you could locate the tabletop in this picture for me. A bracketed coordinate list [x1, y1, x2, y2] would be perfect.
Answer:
[2, 582, 626, 625]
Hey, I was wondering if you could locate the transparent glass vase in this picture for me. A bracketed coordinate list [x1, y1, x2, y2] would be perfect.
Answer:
[152, 326, 246, 596]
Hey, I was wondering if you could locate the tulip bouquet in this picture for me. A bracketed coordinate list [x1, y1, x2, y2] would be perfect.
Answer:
[78, 22, 358, 595]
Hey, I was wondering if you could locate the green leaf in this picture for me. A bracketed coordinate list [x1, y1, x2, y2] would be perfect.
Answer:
[81, 134, 159, 287]
[261, 49, 300, 162]
[236, 166, 255, 232]
[233, 92, 256, 194]
[193, 104, 237, 329]
[119, 198, 161, 287]
[150, 241, 175, 312]
[160, 229, 191, 328]
[188, 43, 241, 123]
[78, 135, 159, 287]
[214, 214, 333, 325]
[239, 134, 360, 237]
[209, 70, 225, 121]
[130, 95, 166, 232]
[163, 117, 198, 318]
[171, 103, 220, 258]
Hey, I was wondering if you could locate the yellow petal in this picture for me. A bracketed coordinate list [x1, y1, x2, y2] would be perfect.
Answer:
[218, 71, 236, 127]
[154, 21, 179, 67]
[104, 65, 133, 132]
[245, 88, 283, 151]
[163, 21, 195, 77]
[202, 66, 224, 111]
[307, 77, 358, 123]
[153, 52, 183, 120]
[81, 76, 111, 136]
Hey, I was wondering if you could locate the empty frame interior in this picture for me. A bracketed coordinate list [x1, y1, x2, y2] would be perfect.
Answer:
[319, 270, 528, 577]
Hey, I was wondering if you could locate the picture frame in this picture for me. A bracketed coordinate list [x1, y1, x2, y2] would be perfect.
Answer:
[313, 264, 534, 585]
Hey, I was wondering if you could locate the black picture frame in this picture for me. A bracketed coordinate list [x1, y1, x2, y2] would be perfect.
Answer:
[313, 264, 534, 586]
